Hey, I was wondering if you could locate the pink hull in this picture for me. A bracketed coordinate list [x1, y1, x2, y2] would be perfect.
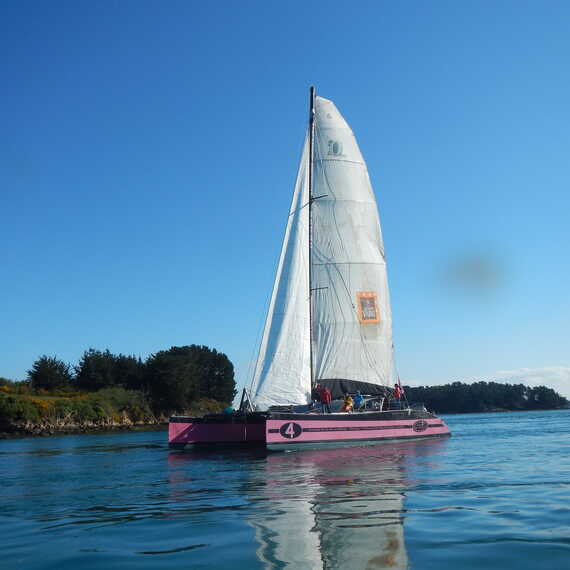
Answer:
[169, 414, 450, 449]
[266, 416, 450, 449]
[169, 420, 266, 446]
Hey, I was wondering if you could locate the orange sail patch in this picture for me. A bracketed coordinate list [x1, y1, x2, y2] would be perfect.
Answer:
[357, 292, 380, 324]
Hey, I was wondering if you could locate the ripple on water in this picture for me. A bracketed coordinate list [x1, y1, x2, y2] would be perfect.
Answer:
[1, 411, 569, 569]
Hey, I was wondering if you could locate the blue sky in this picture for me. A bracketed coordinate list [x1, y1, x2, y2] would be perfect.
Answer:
[2, 0, 569, 397]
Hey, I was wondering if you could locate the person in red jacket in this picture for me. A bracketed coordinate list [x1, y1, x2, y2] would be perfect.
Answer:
[321, 387, 332, 414]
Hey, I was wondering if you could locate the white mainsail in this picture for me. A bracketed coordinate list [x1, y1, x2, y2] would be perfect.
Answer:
[250, 95, 394, 410]
[311, 97, 394, 387]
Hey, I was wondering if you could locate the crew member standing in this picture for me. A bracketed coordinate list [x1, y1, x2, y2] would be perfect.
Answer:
[322, 387, 332, 414]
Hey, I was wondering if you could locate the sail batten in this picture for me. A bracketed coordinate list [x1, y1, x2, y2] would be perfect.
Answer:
[251, 95, 394, 410]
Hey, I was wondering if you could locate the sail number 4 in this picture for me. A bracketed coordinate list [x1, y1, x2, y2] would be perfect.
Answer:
[279, 422, 302, 439]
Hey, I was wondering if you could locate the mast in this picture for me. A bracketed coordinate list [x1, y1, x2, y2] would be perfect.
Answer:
[308, 86, 316, 389]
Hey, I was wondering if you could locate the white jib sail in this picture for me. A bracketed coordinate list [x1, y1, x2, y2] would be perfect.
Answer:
[250, 136, 312, 409]
[251, 96, 394, 410]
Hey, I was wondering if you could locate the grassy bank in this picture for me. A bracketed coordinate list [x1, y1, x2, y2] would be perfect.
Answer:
[0, 386, 226, 436]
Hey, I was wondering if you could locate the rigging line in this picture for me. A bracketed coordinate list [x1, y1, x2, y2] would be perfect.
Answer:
[288, 204, 309, 217]
[391, 346, 409, 406]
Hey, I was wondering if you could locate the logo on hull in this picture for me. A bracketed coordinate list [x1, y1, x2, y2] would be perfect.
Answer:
[279, 422, 302, 439]
[413, 420, 429, 432]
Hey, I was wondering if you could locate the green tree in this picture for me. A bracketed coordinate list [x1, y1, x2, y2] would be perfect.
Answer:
[114, 354, 146, 391]
[184, 345, 236, 403]
[27, 356, 73, 391]
[75, 349, 145, 391]
[145, 348, 198, 411]
[75, 349, 117, 391]
[529, 385, 567, 409]
[145, 345, 236, 412]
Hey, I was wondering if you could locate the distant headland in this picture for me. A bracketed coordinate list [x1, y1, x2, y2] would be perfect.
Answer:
[404, 381, 569, 414]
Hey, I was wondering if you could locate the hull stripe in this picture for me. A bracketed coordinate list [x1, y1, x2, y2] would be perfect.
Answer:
[267, 433, 450, 448]
[268, 422, 444, 434]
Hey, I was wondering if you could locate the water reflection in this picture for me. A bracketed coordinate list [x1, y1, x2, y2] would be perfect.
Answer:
[253, 443, 415, 569]
[168, 439, 447, 569]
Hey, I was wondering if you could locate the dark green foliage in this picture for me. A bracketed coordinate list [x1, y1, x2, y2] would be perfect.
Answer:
[2, 344, 236, 428]
[0, 395, 40, 428]
[115, 355, 146, 391]
[528, 385, 566, 410]
[145, 345, 236, 412]
[27, 356, 73, 391]
[406, 381, 569, 414]
[179, 345, 235, 403]
[75, 349, 145, 392]
[145, 348, 197, 411]
[75, 349, 117, 391]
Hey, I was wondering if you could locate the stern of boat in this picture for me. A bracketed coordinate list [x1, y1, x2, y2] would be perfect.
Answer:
[168, 413, 267, 449]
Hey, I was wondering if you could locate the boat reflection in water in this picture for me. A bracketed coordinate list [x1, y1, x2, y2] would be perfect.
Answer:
[166, 438, 448, 569]
[250, 439, 446, 569]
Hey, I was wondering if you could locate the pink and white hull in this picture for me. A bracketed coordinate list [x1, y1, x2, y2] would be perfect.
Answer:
[265, 413, 449, 450]
[169, 410, 450, 450]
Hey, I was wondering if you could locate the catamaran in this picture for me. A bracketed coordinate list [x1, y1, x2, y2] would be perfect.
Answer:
[169, 88, 451, 450]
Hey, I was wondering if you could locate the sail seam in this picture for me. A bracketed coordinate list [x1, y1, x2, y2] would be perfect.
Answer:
[312, 262, 386, 266]
[316, 159, 364, 166]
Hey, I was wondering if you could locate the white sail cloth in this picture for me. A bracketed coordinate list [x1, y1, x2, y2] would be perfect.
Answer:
[250, 96, 394, 410]
[250, 138, 312, 410]
[311, 97, 394, 386]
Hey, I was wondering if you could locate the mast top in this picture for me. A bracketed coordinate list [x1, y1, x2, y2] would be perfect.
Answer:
[309, 86, 316, 120]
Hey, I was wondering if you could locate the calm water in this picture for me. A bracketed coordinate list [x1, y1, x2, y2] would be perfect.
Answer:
[1, 410, 569, 569]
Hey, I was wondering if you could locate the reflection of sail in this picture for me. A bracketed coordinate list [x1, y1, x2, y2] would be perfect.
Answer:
[309, 445, 408, 570]
[250, 441, 444, 569]
[251, 491, 322, 569]
[165, 440, 448, 569]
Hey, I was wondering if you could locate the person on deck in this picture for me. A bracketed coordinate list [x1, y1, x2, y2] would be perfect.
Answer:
[316, 384, 327, 412]
[311, 384, 322, 410]
[341, 393, 354, 413]
[321, 387, 332, 414]
[353, 391, 364, 411]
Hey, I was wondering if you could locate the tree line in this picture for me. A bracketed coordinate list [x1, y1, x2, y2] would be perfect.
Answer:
[404, 381, 569, 414]
[2, 345, 237, 413]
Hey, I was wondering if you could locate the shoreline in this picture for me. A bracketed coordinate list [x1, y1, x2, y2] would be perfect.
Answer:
[2, 407, 568, 440]
[437, 406, 569, 415]
[0, 421, 168, 440]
